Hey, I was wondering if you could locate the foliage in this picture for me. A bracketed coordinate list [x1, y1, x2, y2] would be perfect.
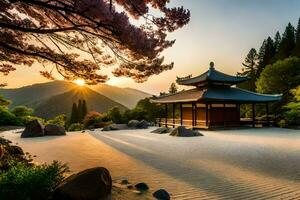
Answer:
[106, 107, 123, 124]
[256, 57, 300, 104]
[47, 114, 67, 127]
[280, 86, 300, 127]
[0, 0, 190, 86]
[0, 106, 22, 126]
[169, 82, 178, 94]
[240, 18, 299, 92]
[18, 116, 45, 126]
[11, 106, 33, 117]
[0, 95, 11, 107]
[68, 123, 84, 131]
[69, 99, 88, 124]
[70, 102, 79, 124]
[0, 160, 68, 200]
[83, 111, 105, 128]
[237, 48, 259, 91]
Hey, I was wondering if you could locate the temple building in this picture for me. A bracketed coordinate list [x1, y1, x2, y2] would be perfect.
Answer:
[151, 62, 282, 129]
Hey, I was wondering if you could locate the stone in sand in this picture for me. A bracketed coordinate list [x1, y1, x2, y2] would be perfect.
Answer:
[135, 182, 149, 191]
[21, 120, 44, 138]
[136, 120, 149, 129]
[52, 167, 112, 200]
[102, 124, 120, 131]
[169, 126, 203, 137]
[153, 189, 170, 200]
[44, 124, 66, 136]
[151, 127, 172, 134]
[127, 120, 140, 128]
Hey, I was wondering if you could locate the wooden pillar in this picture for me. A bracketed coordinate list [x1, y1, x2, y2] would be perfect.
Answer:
[194, 103, 197, 128]
[205, 103, 208, 127]
[223, 103, 226, 127]
[180, 103, 183, 126]
[191, 103, 194, 129]
[165, 104, 168, 128]
[172, 103, 175, 128]
[158, 118, 161, 127]
[252, 103, 255, 128]
[237, 103, 240, 125]
[266, 102, 269, 127]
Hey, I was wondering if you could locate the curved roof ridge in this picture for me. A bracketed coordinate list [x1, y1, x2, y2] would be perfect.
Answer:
[234, 87, 283, 97]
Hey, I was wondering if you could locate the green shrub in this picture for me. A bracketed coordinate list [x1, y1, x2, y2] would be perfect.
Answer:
[0, 161, 68, 200]
[0, 106, 22, 126]
[11, 106, 33, 117]
[93, 121, 113, 128]
[47, 114, 67, 127]
[282, 102, 300, 126]
[83, 111, 103, 128]
[68, 123, 84, 131]
[278, 119, 287, 128]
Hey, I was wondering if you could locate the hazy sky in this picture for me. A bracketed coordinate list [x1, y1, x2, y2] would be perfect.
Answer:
[1, 0, 300, 94]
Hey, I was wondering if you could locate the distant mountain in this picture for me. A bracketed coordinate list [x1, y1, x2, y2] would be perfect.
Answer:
[0, 80, 150, 119]
[90, 84, 152, 108]
[0, 81, 75, 108]
[34, 87, 127, 119]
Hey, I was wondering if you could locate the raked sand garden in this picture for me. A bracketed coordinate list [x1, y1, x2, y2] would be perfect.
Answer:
[1, 127, 300, 200]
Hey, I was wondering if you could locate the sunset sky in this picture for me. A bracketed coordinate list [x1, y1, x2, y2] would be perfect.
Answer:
[1, 0, 300, 94]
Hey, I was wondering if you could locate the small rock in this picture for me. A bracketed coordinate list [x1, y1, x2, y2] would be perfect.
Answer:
[81, 130, 85, 133]
[135, 182, 149, 191]
[120, 179, 130, 185]
[153, 189, 170, 200]
[127, 184, 133, 189]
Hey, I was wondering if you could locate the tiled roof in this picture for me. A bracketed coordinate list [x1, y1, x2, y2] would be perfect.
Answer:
[176, 67, 249, 86]
[151, 87, 282, 103]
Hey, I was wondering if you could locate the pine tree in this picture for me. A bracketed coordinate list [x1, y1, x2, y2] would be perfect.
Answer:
[257, 37, 275, 76]
[70, 103, 78, 124]
[237, 48, 258, 91]
[277, 22, 296, 58]
[294, 18, 300, 56]
[169, 82, 178, 94]
[274, 31, 281, 53]
[77, 99, 82, 122]
[82, 100, 88, 121]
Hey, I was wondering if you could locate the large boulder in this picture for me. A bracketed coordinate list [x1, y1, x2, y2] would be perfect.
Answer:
[169, 126, 203, 137]
[52, 167, 112, 200]
[127, 120, 140, 128]
[44, 124, 66, 136]
[21, 120, 44, 138]
[136, 120, 149, 129]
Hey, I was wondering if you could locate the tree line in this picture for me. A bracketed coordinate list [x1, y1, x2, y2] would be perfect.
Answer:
[69, 99, 88, 125]
[238, 18, 300, 92]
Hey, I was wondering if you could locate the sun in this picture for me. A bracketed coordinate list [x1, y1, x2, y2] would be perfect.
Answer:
[74, 79, 85, 86]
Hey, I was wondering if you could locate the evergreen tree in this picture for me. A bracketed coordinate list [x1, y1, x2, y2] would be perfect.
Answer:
[70, 103, 78, 124]
[82, 100, 88, 121]
[257, 37, 275, 76]
[294, 18, 300, 56]
[277, 22, 296, 58]
[274, 31, 281, 53]
[169, 82, 178, 94]
[77, 99, 82, 122]
[237, 48, 258, 91]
